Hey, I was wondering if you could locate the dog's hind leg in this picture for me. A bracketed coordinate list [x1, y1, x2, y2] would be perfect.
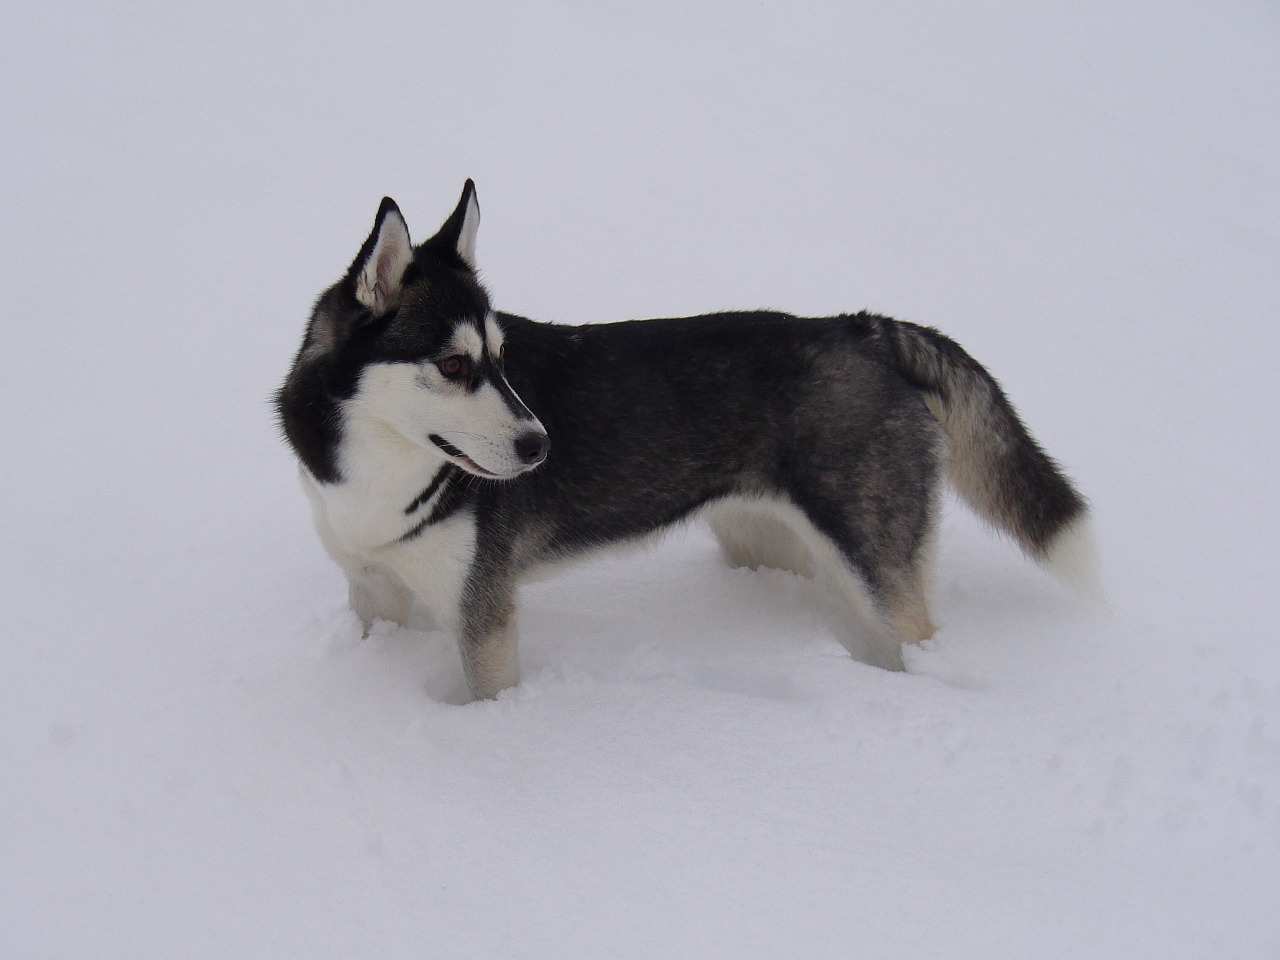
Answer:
[803, 547, 938, 671]
[870, 493, 941, 653]
[707, 500, 815, 577]
[807, 544, 913, 671]
[822, 485, 943, 670]
[709, 497, 925, 671]
[887, 577, 937, 647]
[875, 558, 939, 660]
[789, 471, 941, 671]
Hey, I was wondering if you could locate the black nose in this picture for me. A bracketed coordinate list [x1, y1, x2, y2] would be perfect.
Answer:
[514, 431, 550, 466]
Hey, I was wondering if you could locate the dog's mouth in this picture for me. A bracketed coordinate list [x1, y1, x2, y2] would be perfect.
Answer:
[429, 434, 498, 477]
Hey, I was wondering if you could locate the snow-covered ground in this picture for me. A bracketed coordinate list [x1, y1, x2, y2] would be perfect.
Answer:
[3, 3, 1278, 957]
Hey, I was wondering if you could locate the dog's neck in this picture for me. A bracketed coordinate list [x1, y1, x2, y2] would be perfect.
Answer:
[313, 411, 460, 554]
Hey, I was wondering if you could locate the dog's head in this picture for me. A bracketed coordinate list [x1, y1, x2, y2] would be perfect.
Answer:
[298, 182, 549, 480]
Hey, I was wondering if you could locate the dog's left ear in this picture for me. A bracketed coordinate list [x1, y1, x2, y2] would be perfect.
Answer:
[421, 179, 480, 271]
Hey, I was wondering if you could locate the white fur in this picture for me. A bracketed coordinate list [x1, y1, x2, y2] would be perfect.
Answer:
[1044, 516, 1104, 600]
[484, 312, 505, 357]
[352, 361, 544, 478]
[300, 379, 476, 620]
[705, 499, 815, 578]
[299, 398, 477, 628]
[448, 324, 484, 363]
[355, 209, 412, 314]
[455, 192, 480, 269]
[306, 465, 476, 632]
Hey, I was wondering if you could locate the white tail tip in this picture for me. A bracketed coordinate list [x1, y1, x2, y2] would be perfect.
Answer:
[1043, 516, 1105, 601]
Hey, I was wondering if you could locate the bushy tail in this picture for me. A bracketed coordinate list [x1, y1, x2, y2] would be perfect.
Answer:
[879, 317, 1098, 592]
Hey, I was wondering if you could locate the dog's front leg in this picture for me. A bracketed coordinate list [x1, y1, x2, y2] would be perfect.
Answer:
[459, 617, 519, 701]
[348, 564, 413, 632]
[458, 577, 520, 700]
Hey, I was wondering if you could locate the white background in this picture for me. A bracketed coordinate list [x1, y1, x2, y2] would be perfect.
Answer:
[3, 2, 1278, 957]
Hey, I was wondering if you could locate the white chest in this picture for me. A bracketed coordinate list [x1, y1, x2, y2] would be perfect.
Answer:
[303, 416, 452, 556]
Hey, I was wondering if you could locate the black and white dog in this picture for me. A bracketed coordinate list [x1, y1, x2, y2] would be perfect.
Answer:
[277, 182, 1093, 700]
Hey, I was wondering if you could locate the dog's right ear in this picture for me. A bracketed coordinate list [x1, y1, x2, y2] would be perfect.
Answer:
[346, 197, 413, 316]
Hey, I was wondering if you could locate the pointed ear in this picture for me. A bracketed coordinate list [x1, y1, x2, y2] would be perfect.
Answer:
[349, 197, 413, 315]
[422, 180, 480, 270]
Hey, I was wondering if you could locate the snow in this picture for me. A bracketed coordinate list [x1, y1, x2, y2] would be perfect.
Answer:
[3, 2, 1278, 957]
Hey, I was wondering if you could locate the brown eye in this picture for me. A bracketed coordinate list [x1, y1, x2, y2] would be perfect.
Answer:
[438, 355, 470, 380]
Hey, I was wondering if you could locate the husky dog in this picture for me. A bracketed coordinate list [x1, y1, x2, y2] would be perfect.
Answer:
[277, 181, 1093, 701]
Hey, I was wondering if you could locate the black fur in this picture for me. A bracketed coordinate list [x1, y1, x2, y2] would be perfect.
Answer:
[399, 469, 470, 542]
[490, 310, 939, 592]
[404, 465, 457, 515]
